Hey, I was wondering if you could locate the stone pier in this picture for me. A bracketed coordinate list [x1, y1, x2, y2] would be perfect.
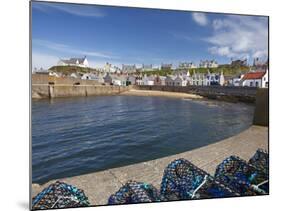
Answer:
[32, 125, 268, 206]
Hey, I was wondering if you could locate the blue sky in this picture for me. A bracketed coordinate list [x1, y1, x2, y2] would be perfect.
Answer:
[32, 1, 268, 69]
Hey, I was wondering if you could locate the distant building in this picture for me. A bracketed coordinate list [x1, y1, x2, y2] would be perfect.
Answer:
[165, 75, 177, 86]
[231, 59, 248, 67]
[33, 67, 48, 74]
[199, 60, 218, 68]
[154, 75, 166, 86]
[127, 76, 136, 85]
[178, 62, 197, 69]
[49, 70, 61, 77]
[174, 75, 188, 86]
[104, 62, 112, 72]
[227, 74, 244, 87]
[240, 70, 268, 88]
[205, 71, 225, 86]
[58, 56, 89, 68]
[253, 57, 268, 71]
[161, 63, 173, 70]
[143, 75, 155, 85]
[70, 73, 79, 78]
[142, 64, 153, 72]
[122, 64, 136, 72]
[191, 70, 224, 86]
[191, 72, 205, 86]
[135, 75, 144, 85]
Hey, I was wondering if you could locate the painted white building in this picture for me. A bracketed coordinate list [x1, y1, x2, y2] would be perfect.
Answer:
[174, 75, 187, 86]
[58, 56, 89, 68]
[240, 70, 268, 88]
[135, 75, 144, 85]
[154, 76, 166, 85]
[122, 64, 136, 73]
[142, 64, 153, 72]
[143, 75, 155, 85]
[49, 71, 60, 77]
[165, 75, 177, 86]
[70, 73, 79, 78]
[191, 70, 224, 86]
[191, 72, 205, 86]
[178, 62, 197, 69]
[199, 60, 218, 68]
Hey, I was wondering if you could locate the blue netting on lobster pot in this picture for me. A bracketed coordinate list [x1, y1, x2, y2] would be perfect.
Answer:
[160, 158, 239, 201]
[214, 155, 268, 196]
[108, 180, 161, 205]
[32, 181, 90, 210]
[248, 149, 269, 192]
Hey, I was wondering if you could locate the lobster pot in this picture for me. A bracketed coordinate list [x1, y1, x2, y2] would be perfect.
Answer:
[248, 149, 269, 192]
[32, 181, 90, 210]
[108, 181, 161, 205]
[214, 155, 268, 196]
[160, 159, 239, 200]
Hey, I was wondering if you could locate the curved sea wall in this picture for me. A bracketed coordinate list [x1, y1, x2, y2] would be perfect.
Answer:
[32, 125, 268, 205]
[32, 84, 130, 99]
[133, 85, 258, 103]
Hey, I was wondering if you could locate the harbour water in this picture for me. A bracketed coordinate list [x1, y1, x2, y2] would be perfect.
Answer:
[32, 96, 254, 184]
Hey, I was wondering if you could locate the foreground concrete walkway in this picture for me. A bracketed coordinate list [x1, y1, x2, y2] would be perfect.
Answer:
[32, 126, 268, 205]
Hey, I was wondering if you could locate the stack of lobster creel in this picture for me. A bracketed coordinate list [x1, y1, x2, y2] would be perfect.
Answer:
[108, 149, 268, 204]
[32, 149, 268, 209]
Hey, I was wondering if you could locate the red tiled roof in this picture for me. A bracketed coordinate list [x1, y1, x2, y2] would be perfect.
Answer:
[242, 71, 266, 80]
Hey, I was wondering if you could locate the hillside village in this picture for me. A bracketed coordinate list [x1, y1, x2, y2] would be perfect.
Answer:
[33, 56, 269, 88]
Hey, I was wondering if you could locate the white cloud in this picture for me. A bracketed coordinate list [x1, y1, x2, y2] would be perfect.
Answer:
[192, 12, 208, 26]
[32, 52, 59, 69]
[33, 39, 116, 59]
[206, 16, 268, 60]
[32, 2, 106, 18]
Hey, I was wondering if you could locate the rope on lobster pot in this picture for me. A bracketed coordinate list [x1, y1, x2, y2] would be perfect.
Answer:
[32, 181, 90, 210]
[160, 158, 240, 201]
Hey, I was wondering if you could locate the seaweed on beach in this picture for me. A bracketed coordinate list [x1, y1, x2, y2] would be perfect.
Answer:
[32, 181, 90, 210]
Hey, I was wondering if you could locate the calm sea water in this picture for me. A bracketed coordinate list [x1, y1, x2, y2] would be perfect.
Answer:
[32, 96, 254, 184]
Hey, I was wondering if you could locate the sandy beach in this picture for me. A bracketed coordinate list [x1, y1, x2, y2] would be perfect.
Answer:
[120, 89, 203, 99]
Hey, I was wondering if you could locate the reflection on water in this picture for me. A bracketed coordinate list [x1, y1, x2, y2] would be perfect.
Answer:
[32, 96, 254, 184]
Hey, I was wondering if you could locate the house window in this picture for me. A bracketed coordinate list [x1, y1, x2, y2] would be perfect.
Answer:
[250, 82, 253, 87]
[255, 81, 259, 87]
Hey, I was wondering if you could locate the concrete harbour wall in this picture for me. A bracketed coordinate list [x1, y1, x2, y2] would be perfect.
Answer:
[134, 85, 258, 103]
[32, 126, 268, 205]
[253, 88, 269, 126]
[32, 74, 100, 86]
[32, 84, 130, 99]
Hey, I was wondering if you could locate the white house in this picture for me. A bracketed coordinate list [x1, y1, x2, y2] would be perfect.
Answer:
[70, 73, 79, 78]
[112, 75, 127, 86]
[58, 56, 89, 68]
[240, 70, 268, 88]
[178, 62, 197, 69]
[135, 75, 144, 85]
[191, 72, 205, 86]
[154, 75, 166, 86]
[49, 71, 60, 77]
[143, 75, 155, 85]
[205, 71, 225, 86]
[174, 75, 187, 86]
[142, 64, 153, 72]
[165, 75, 177, 86]
[122, 64, 136, 73]
[199, 60, 218, 68]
